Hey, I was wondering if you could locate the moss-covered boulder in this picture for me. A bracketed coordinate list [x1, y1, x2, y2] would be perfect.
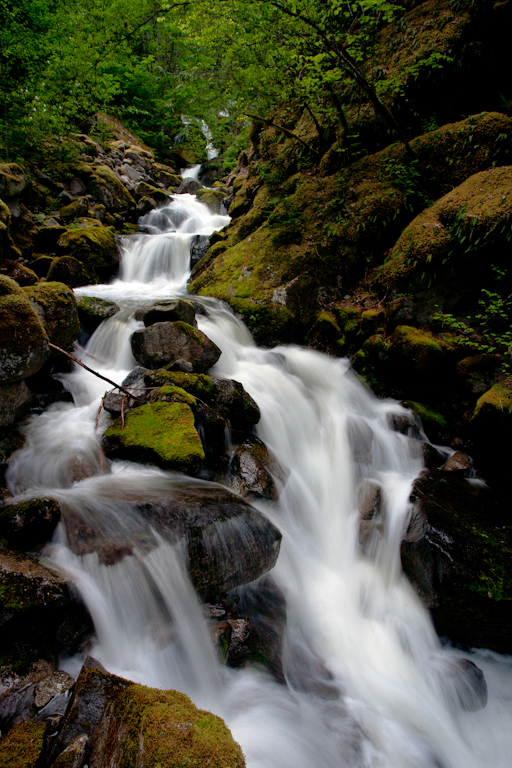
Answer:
[387, 325, 453, 393]
[0, 163, 26, 199]
[103, 401, 205, 474]
[77, 295, 119, 333]
[131, 321, 221, 372]
[0, 276, 49, 383]
[72, 163, 136, 212]
[197, 188, 227, 214]
[0, 260, 38, 287]
[403, 469, 512, 653]
[48, 656, 245, 768]
[57, 225, 118, 283]
[470, 379, 512, 487]
[46, 255, 93, 287]
[59, 196, 89, 223]
[377, 166, 512, 293]
[133, 181, 170, 202]
[23, 282, 79, 349]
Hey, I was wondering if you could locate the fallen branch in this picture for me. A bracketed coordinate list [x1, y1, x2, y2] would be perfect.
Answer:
[49, 343, 139, 399]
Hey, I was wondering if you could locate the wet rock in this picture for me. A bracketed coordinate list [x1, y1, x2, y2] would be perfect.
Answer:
[47, 656, 245, 768]
[441, 451, 472, 474]
[0, 276, 50, 383]
[131, 321, 221, 372]
[64, 483, 282, 597]
[137, 298, 197, 328]
[0, 658, 54, 731]
[177, 177, 203, 194]
[228, 436, 285, 501]
[357, 481, 383, 553]
[76, 295, 120, 334]
[445, 658, 488, 712]
[196, 188, 227, 214]
[210, 377, 260, 432]
[191, 234, 210, 267]
[0, 380, 31, 429]
[23, 282, 80, 349]
[421, 442, 448, 469]
[0, 497, 61, 550]
[102, 401, 205, 474]
[102, 366, 148, 416]
[401, 469, 512, 653]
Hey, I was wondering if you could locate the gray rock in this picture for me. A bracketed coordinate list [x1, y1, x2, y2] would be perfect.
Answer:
[131, 321, 221, 372]
[34, 669, 75, 709]
[228, 436, 285, 501]
[210, 377, 260, 431]
[77, 296, 120, 334]
[177, 177, 203, 194]
[137, 298, 197, 328]
[0, 497, 61, 550]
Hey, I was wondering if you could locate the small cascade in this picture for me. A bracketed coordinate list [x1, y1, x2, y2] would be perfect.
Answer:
[6, 175, 512, 768]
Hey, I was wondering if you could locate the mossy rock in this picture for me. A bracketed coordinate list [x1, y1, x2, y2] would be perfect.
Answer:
[404, 470, 512, 653]
[77, 295, 119, 332]
[0, 277, 49, 382]
[146, 370, 215, 401]
[150, 385, 197, 408]
[387, 325, 452, 391]
[59, 196, 89, 223]
[133, 181, 170, 202]
[377, 166, 512, 292]
[0, 548, 71, 624]
[0, 163, 26, 199]
[0, 261, 38, 287]
[23, 281, 79, 349]
[73, 162, 136, 211]
[102, 401, 205, 474]
[49, 656, 245, 768]
[470, 379, 512, 486]
[0, 720, 46, 768]
[405, 400, 449, 443]
[306, 311, 345, 355]
[0, 198, 10, 227]
[197, 188, 227, 214]
[131, 321, 221, 372]
[46, 255, 94, 288]
[0, 380, 31, 430]
[56, 225, 118, 283]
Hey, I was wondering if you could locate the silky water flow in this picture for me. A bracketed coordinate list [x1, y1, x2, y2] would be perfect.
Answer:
[6, 189, 512, 768]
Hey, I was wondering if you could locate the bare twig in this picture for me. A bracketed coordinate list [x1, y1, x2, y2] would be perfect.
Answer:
[49, 344, 138, 399]
[95, 397, 105, 432]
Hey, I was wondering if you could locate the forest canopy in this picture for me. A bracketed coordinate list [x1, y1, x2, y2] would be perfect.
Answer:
[1, 0, 407, 163]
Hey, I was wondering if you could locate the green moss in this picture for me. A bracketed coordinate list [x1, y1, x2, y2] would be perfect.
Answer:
[472, 379, 512, 419]
[156, 385, 197, 408]
[148, 371, 214, 401]
[103, 401, 205, 473]
[0, 721, 46, 767]
[59, 197, 88, 223]
[0, 275, 24, 298]
[391, 324, 447, 357]
[0, 292, 49, 381]
[23, 282, 79, 348]
[405, 401, 448, 429]
[0, 198, 11, 227]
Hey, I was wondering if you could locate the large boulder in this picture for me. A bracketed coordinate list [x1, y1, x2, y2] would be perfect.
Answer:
[62, 480, 282, 597]
[102, 401, 205, 474]
[470, 378, 512, 488]
[46, 657, 245, 768]
[0, 276, 49, 383]
[46, 255, 93, 287]
[131, 321, 221, 372]
[401, 469, 512, 653]
[72, 163, 136, 212]
[386, 325, 453, 394]
[0, 164, 26, 199]
[23, 282, 80, 349]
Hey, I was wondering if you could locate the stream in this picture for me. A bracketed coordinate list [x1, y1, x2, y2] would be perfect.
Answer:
[6, 186, 512, 768]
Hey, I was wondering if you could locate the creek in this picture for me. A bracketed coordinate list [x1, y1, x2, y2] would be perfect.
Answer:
[6, 187, 512, 768]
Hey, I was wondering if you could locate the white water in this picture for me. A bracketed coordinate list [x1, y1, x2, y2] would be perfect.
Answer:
[6, 190, 512, 767]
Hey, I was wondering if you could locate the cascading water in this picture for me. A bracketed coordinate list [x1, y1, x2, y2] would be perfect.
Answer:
[6, 188, 512, 768]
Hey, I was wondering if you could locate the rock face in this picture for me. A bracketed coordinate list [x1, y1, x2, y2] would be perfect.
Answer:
[131, 321, 221, 372]
[0, 276, 50, 383]
[44, 657, 245, 768]
[401, 470, 512, 653]
[103, 401, 205, 474]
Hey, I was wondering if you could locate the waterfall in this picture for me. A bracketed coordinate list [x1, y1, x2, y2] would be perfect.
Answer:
[6, 189, 512, 768]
